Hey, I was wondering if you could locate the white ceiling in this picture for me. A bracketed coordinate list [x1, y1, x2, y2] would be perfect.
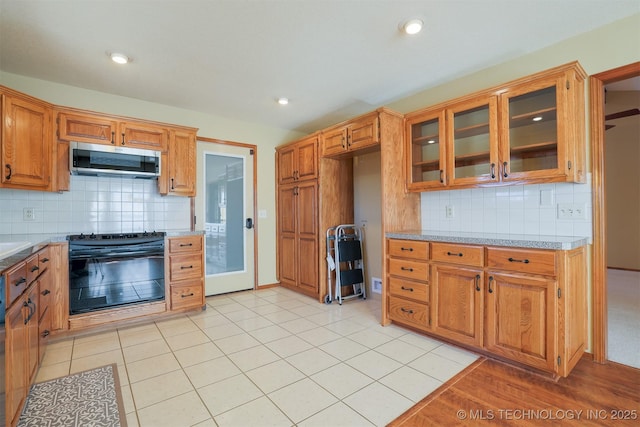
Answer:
[1, 0, 638, 133]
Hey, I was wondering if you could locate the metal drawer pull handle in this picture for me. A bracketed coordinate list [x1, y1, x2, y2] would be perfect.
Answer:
[180, 243, 193, 247]
[401, 286, 414, 292]
[41, 258, 50, 263]
[30, 265, 40, 272]
[42, 330, 50, 337]
[180, 265, 194, 269]
[6, 163, 12, 180]
[475, 274, 481, 292]
[490, 163, 496, 179]
[508, 257, 530, 264]
[15, 277, 27, 286]
[41, 289, 51, 296]
[181, 293, 195, 298]
[400, 267, 414, 272]
[447, 251, 463, 257]
[488, 276, 494, 294]
[400, 307, 414, 314]
[400, 247, 414, 252]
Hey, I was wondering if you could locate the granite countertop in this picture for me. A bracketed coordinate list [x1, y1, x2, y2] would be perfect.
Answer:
[386, 230, 589, 250]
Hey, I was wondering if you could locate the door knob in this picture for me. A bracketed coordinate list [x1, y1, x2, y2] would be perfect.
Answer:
[246, 218, 254, 229]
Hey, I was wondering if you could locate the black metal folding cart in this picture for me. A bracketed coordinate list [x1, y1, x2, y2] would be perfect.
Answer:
[325, 224, 366, 305]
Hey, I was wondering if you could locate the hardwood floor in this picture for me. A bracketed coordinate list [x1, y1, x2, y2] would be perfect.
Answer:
[390, 357, 640, 426]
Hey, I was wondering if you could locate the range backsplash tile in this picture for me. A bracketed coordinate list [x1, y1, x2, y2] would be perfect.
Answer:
[0, 175, 190, 235]
[420, 175, 593, 241]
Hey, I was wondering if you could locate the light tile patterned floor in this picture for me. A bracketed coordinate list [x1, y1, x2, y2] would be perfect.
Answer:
[36, 287, 479, 427]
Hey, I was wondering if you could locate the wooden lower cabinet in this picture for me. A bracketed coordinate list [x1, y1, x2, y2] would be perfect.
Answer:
[5, 282, 40, 427]
[432, 265, 483, 348]
[166, 235, 205, 311]
[277, 181, 319, 297]
[484, 272, 556, 372]
[385, 238, 587, 378]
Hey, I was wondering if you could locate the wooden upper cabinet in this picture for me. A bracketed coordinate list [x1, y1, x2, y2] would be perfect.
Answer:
[321, 111, 380, 158]
[57, 111, 117, 145]
[159, 129, 196, 196]
[499, 67, 585, 184]
[57, 111, 168, 151]
[446, 96, 499, 187]
[405, 62, 586, 191]
[120, 121, 168, 151]
[405, 109, 447, 190]
[1, 92, 53, 191]
[277, 134, 318, 185]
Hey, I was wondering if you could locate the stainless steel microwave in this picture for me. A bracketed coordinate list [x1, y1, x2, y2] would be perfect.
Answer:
[70, 142, 161, 179]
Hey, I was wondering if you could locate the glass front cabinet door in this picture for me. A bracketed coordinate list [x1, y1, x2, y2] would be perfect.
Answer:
[405, 109, 446, 190]
[446, 96, 499, 187]
[499, 77, 563, 182]
[499, 68, 585, 183]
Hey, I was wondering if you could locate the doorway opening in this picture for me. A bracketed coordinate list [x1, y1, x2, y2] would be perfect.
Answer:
[589, 62, 640, 365]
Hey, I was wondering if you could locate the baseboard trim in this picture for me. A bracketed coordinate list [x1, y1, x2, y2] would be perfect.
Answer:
[607, 266, 640, 272]
[257, 283, 280, 289]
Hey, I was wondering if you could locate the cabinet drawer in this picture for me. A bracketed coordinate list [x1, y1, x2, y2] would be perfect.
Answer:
[487, 247, 556, 276]
[388, 258, 428, 281]
[388, 277, 429, 302]
[388, 239, 428, 260]
[6, 262, 28, 306]
[26, 254, 40, 284]
[431, 243, 484, 267]
[388, 296, 429, 328]
[38, 247, 51, 271]
[170, 281, 204, 311]
[169, 254, 203, 281]
[39, 279, 52, 321]
[169, 235, 203, 253]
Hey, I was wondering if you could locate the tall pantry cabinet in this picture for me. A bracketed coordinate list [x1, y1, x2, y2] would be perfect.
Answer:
[276, 134, 320, 298]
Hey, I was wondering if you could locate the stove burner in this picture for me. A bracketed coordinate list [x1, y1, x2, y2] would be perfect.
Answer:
[68, 231, 165, 241]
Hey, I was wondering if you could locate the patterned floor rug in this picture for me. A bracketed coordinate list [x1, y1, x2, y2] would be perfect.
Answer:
[18, 364, 127, 427]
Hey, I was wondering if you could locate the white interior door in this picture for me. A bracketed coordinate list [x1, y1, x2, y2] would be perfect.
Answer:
[195, 141, 255, 295]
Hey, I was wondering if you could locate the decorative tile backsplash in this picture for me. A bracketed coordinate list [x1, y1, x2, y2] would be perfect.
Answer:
[0, 175, 191, 235]
[421, 174, 593, 241]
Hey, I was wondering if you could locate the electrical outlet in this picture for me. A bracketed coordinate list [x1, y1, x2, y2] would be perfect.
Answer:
[23, 208, 35, 221]
[557, 203, 586, 219]
[445, 205, 454, 218]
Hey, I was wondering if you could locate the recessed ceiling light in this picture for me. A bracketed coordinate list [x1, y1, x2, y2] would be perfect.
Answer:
[402, 19, 423, 35]
[427, 139, 436, 144]
[532, 116, 543, 122]
[110, 53, 130, 64]
[277, 97, 289, 105]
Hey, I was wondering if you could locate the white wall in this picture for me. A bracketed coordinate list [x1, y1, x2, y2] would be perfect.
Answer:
[353, 151, 382, 299]
[0, 72, 305, 287]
